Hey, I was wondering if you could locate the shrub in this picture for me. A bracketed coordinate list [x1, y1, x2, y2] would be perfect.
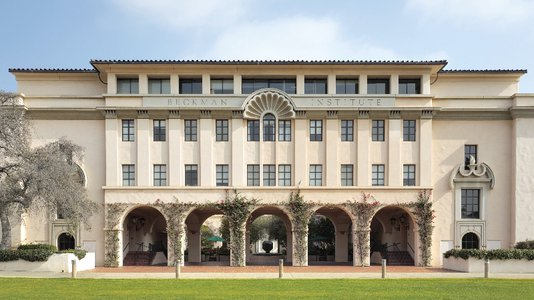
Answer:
[18, 244, 57, 252]
[515, 240, 534, 249]
[444, 248, 534, 261]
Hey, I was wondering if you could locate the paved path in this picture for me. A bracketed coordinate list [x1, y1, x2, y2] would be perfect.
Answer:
[2, 265, 534, 279]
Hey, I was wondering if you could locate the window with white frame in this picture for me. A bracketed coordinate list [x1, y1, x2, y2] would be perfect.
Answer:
[122, 119, 135, 142]
[153, 119, 166, 142]
[216, 119, 229, 142]
[263, 164, 276, 186]
[340, 164, 353, 186]
[247, 120, 260, 141]
[310, 120, 323, 141]
[263, 114, 275, 142]
[122, 164, 135, 186]
[278, 165, 291, 186]
[372, 164, 385, 186]
[216, 164, 229, 186]
[340, 120, 353, 142]
[153, 164, 167, 186]
[184, 119, 198, 141]
[211, 78, 233, 94]
[309, 164, 323, 186]
[148, 78, 170, 94]
[372, 120, 385, 141]
[403, 120, 416, 142]
[461, 189, 480, 219]
[247, 164, 260, 186]
[117, 78, 139, 94]
[403, 164, 416, 186]
[185, 164, 198, 186]
[278, 120, 291, 141]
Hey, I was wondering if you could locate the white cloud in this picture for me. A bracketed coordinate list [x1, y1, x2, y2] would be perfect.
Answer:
[405, 0, 534, 27]
[113, 0, 247, 30]
[202, 16, 399, 60]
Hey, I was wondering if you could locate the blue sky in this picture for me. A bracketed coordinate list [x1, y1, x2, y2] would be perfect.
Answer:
[1, 0, 533, 92]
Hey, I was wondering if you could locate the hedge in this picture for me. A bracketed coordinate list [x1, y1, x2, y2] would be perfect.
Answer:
[444, 249, 534, 261]
[515, 240, 534, 249]
[0, 243, 85, 262]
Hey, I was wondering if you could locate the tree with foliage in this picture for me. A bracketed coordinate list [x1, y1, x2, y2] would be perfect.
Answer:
[0, 91, 98, 250]
[200, 225, 215, 250]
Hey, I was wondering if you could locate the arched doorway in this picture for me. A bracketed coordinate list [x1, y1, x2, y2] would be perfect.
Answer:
[185, 206, 228, 265]
[246, 206, 292, 265]
[57, 233, 75, 251]
[462, 232, 479, 249]
[370, 206, 416, 266]
[309, 206, 352, 265]
[122, 206, 168, 266]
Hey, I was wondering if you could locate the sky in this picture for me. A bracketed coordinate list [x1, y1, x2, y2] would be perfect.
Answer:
[1, 0, 533, 92]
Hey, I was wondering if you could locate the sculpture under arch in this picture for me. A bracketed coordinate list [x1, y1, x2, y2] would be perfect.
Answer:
[242, 88, 296, 119]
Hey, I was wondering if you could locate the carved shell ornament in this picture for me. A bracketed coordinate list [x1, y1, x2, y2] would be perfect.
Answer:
[449, 162, 495, 189]
[243, 88, 296, 119]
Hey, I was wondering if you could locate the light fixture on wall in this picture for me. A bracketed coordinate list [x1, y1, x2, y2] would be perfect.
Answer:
[131, 215, 146, 231]
[390, 214, 409, 231]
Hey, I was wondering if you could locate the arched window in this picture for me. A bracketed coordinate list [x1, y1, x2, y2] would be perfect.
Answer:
[58, 233, 76, 251]
[461, 232, 479, 249]
[263, 113, 275, 141]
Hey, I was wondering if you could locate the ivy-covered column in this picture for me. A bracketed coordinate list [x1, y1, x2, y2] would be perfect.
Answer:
[104, 203, 128, 267]
[217, 191, 257, 267]
[154, 199, 191, 266]
[405, 190, 435, 267]
[285, 190, 314, 267]
[345, 193, 380, 267]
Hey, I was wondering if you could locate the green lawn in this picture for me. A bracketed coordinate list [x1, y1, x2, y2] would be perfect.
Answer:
[1, 278, 533, 299]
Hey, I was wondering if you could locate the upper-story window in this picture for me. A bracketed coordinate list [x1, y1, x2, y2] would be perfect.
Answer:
[216, 164, 229, 186]
[185, 120, 198, 141]
[263, 164, 276, 186]
[372, 164, 385, 186]
[216, 119, 229, 142]
[148, 78, 170, 94]
[465, 145, 477, 166]
[340, 164, 354, 186]
[372, 120, 385, 141]
[399, 78, 421, 94]
[185, 164, 198, 186]
[336, 78, 358, 94]
[247, 120, 260, 141]
[122, 119, 135, 142]
[153, 164, 167, 186]
[263, 114, 276, 141]
[461, 189, 480, 219]
[122, 164, 135, 186]
[117, 78, 139, 94]
[309, 164, 323, 186]
[340, 120, 353, 142]
[403, 120, 416, 141]
[403, 164, 416, 186]
[180, 78, 202, 94]
[247, 164, 260, 186]
[305, 78, 327, 94]
[211, 78, 233, 94]
[153, 120, 166, 142]
[242, 78, 296, 94]
[278, 120, 291, 141]
[278, 165, 291, 186]
[367, 78, 390, 94]
[310, 120, 323, 141]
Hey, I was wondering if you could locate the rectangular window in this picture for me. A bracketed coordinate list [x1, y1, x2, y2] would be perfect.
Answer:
[340, 164, 354, 186]
[179, 78, 202, 94]
[184, 119, 198, 141]
[122, 164, 135, 186]
[185, 164, 198, 186]
[242, 78, 296, 94]
[117, 78, 139, 94]
[372, 164, 385, 186]
[122, 119, 135, 142]
[263, 115, 275, 141]
[211, 78, 233, 94]
[403, 164, 416, 186]
[216, 119, 229, 141]
[461, 189, 480, 219]
[216, 164, 229, 186]
[278, 120, 291, 141]
[367, 78, 390, 94]
[278, 165, 291, 186]
[310, 120, 323, 141]
[153, 119, 166, 142]
[399, 78, 421, 94]
[403, 120, 416, 142]
[247, 120, 260, 141]
[372, 120, 385, 141]
[153, 164, 167, 186]
[263, 164, 276, 186]
[247, 164, 260, 186]
[340, 120, 354, 142]
[336, 78, 358, 94]
[465, 145, 478, 166]
[309, 164, 323, 186]
[148, 78, 170, 94]
[305, 78, 327, 94]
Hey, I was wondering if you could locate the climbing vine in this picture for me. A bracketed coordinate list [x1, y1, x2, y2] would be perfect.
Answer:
[345, 193, 381, 267]
[284, 190, 315, 266]
[154, 198, 192, 266]
[104, 203, 128, 267]
[404, 189, 435, 267]
[216, 190, 258, 266]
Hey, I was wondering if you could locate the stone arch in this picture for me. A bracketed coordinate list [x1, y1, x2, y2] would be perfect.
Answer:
[246, 205, 293, 265]
[461, 231, 480, 249]
[370, 205, 418, 266]
[184, 206, 225, 264]
[310, 205, 353, 264]
[242, 88, 296, 119]
[57, 232, 76, 251]
[118, 204, 169, 230]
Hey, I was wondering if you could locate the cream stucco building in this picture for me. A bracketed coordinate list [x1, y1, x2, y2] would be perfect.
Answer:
[6, 59, 534, 267]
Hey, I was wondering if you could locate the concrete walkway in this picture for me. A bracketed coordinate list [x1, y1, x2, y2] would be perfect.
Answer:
[2, 265, 534, 279]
